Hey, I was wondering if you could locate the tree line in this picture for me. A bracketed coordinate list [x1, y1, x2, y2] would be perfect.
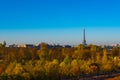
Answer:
[0, 43, 120, 80]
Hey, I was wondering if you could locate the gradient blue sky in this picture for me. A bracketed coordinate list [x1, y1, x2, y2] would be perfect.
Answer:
[0, 0, 120, 45]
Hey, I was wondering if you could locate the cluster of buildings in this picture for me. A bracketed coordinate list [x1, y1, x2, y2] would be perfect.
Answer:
[8, 43, 72, 49]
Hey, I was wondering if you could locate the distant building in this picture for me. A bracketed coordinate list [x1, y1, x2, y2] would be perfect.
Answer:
[64, 45, 72, 48]
[9, 44, 18, 48]
[35, 44, 40, 49]
[19, 44, 35, 48]
[52, 44, 63, 48]
[101, 45, 113, 50]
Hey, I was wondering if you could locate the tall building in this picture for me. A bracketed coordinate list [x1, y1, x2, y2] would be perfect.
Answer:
[82, 29, 87, 46]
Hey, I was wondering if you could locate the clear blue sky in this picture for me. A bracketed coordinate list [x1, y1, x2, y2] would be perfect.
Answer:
[0, 0, 120, 45]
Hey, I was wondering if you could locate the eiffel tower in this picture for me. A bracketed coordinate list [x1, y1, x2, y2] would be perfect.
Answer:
[82, 29, 87, 46]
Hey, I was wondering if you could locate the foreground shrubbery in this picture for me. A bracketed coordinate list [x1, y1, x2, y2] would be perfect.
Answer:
[0, 44, 120, 79]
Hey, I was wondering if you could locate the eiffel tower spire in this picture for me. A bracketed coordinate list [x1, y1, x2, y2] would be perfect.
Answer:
[82, 29, 87, 46]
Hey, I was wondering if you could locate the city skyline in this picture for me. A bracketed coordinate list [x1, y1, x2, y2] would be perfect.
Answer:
[0, 0, 120, 45]
[0, 28, 120, 46]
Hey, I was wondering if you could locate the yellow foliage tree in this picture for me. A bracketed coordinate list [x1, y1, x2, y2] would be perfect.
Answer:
[70, 60, 80, 77]
[13, 63, 25, 74]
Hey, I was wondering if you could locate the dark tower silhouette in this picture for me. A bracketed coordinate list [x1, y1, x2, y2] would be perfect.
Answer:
[82, 29, 87, 46]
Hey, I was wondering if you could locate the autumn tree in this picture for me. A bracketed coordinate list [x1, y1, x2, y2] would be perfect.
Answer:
[48, 48, 63, 61]
[59, 61, 70, 79]
[111, 46, 120, 57]
[102, 48, 108, 64]
[45, 59, 59, 80]
[73, 44, 91, 60]
[70, 59, 80, 77]
[37, 43, 49, 60]
[90, 44, 101, 62]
